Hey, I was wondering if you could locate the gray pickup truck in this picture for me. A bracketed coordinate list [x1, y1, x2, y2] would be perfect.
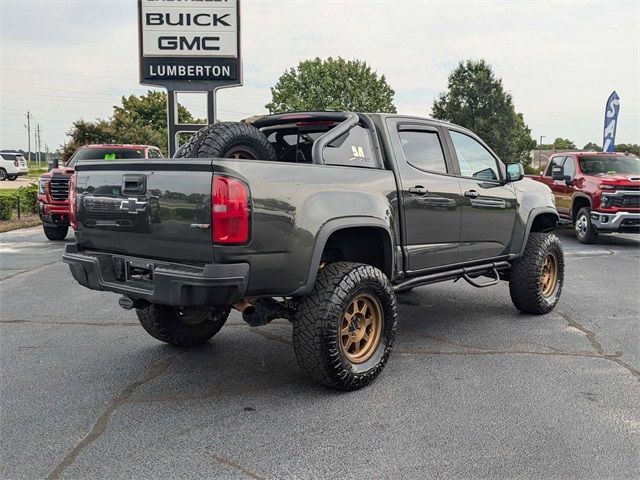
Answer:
[63, 112, 563, 390]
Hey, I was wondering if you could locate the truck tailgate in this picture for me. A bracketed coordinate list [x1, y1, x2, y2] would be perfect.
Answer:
[74, 159, 214, 264]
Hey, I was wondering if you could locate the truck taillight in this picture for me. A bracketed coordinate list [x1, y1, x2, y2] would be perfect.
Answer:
[212, 175, 250, 245]
[69, 174, 78, 230]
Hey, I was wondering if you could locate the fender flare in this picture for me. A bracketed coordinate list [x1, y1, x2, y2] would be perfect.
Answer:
[571, 194, 592, 218]
[291, 217, 395, 296]
[514, 207, 560, 257]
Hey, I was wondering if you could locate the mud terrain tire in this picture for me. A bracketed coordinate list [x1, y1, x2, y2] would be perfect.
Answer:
[175, 122, 276, 161]
[293, 262, 397, 391]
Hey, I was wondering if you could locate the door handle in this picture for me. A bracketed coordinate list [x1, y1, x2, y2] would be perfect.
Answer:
[464, 190, 480, 199]
[409, 186, 428, 195]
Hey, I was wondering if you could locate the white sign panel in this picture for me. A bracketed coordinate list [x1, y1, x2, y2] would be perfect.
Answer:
[138, 0, 242, 89]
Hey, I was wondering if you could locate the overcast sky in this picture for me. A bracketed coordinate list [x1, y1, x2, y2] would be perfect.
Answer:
[1, 0, 638, 154]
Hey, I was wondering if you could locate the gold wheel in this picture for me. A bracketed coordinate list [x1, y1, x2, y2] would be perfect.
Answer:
[339, 293, 383, 364]
[540, 252, 558, 298]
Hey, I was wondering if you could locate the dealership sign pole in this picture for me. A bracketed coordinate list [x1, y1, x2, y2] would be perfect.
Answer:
[138, 0, 242, 156]
[602, 91, 620, 153]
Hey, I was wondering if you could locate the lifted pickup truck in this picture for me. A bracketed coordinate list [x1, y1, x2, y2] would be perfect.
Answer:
[63, 112, 563, 390]
[528, 152, 640, 243]
[38, 144, 163, 240]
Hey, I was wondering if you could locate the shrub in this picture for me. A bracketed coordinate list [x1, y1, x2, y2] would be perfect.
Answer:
[18, 184, 38, 214]
[0, 195, 16, 220]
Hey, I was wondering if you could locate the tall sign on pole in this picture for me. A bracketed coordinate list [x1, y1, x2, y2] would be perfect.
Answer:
[138, 0, 242, 156]
[602, 91, 620, 153]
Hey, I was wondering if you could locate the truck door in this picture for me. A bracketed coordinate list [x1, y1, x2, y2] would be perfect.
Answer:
[446, 129, 518, 262]
[546, 156, 575, 216]
[386, 119, 462, 271]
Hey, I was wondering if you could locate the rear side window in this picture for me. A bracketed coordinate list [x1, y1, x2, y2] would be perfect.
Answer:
[450, 131, 500, 181]
[1, 154, 16, 161]
[399, 130, 448, 174]
[323, 125, 378, 168]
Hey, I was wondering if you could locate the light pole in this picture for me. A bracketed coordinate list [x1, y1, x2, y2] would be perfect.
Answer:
[538, 135, 545, 171]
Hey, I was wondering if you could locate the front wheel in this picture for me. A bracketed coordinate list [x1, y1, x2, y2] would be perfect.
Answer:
[136, 305, 230, 347]
[43, 225, 69, 241]
[293, 262, 397, 391]
[0, 168, 6, 181]
[509, 233, 564, 314]
[575, 207, 598, 244]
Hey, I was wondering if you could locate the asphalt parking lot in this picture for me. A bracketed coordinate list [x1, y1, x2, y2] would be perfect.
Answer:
[1, 226, 638, 479]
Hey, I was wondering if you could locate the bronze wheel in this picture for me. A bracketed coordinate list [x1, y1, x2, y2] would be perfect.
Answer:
[293, 262, 397, 390]
[226, 146, 259, 160]
[340, 293, 383, 364]
[509, 233, 564, 315]
[540, 252, 558, 298]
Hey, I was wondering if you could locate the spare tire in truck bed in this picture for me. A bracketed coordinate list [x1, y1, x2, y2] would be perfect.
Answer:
[175, 122, 277, 161]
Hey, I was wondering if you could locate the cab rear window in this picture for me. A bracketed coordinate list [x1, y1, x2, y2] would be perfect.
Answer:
[73, 148, 145, 161]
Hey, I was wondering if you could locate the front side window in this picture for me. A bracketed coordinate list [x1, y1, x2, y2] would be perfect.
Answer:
[450, 131, 500, 181]
[545, 157, 566, 177]
[323, 125, 378, 168]
[399, 130, 448, 174]
[563, 157, 576, 178]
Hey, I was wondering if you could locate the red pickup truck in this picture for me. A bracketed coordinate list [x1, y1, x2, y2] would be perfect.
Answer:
[38, 144, 163, 240]
[529, 152, 640, 243]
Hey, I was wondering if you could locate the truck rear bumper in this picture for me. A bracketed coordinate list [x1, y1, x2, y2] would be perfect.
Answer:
[63, 244, 249, 307]
[591, 211, 640, 233]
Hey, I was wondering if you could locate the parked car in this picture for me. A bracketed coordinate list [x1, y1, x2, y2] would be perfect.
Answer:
[63, 112, 563, 390]
[38, 144, 163, 240]
[0, 152, 28, 181]
[528, 152, 640, 243]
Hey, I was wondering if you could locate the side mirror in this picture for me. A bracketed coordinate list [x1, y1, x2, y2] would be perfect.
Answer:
[505, 163, 524, 182]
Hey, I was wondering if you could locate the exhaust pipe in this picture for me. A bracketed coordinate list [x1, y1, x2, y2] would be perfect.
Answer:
[234, 298, 292, 327]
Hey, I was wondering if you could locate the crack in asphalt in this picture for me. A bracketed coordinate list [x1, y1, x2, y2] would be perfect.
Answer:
[1, 319, 139, 327]
[559, 311, 640, 381]
[0, 260, 60, 282]
[207, 452, 266, 480]
[46, 353, 185, 480]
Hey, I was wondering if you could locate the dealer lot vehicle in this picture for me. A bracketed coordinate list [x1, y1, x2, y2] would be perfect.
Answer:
[63, 113, 563, 390]
[38, 144, 163, 241]
[0, 152, 28, 181]
[529, 152, 640, 244]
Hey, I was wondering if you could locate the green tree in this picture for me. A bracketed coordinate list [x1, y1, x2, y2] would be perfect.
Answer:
[432, 59, 534, 163]
[582, 142, 602, 151]
[266, 57, 397, 114]
[552, 138, 576, 150]
[615, 144, 640, 155]
[63, 91, 202, 160]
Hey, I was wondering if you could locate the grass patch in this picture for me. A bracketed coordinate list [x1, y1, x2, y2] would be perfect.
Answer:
[0, 214, 41, 233]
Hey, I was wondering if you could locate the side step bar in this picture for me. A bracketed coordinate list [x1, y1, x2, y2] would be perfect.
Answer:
[393, 261, 511, 292]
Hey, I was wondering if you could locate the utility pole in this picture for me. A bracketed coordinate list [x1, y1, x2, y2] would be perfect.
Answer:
[538, 135, 545, 172]
[25, 111, 32, 164]
[36, 124, 42, 166]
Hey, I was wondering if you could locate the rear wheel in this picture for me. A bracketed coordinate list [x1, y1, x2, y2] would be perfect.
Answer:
[575, 207, 598, 244]
[43, 225, 69, 241]
[7, 176, 17, 181]
[175, 122, 276, 161]
[509, 233, 564, 314]
[293, 262, 397, 391]
[136, 305, 230, 347]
